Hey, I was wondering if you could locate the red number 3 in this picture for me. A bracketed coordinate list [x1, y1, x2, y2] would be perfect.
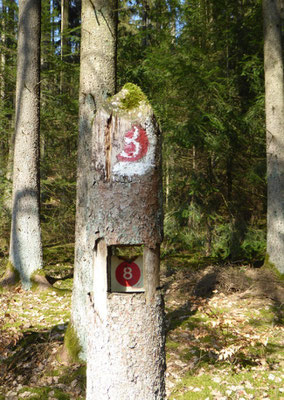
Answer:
[117, 125, 148, 162]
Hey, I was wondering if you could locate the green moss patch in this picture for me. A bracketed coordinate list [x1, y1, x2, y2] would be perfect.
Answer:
[107, 83, 151, 118]
[119, 83, 149, 110]
[60, 323, 82, 363]
[263, 253, 284, 280]
[17, 386, 72, 399]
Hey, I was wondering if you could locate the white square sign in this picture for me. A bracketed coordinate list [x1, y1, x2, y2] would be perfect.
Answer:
[110, 255, 144, 292]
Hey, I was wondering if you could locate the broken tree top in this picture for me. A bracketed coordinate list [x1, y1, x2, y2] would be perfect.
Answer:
[89, 83, 163, 247]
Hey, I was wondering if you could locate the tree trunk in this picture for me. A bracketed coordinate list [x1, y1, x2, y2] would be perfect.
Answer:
[0, 0, 5, 101]
[60, 0, 69, 58]
[1, 0, 16, 213]
[67, 0, 117, 360]
[86, 85, 165, 399]
[263, 0, 284, 273]
[9, 0, 43, 288]
[60, 0, 69, 92]
[142, 0, 151, 47]
[88, 241, 165, 399]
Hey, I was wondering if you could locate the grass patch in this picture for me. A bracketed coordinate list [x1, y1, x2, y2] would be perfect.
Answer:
[169, 369, 284, 399]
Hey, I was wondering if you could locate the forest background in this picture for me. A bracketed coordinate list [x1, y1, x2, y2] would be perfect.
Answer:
[0, 0, 266, 265]
[1, 1, 284, 399]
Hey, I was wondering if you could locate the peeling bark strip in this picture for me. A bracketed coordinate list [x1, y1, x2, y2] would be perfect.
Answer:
[86, 85, 166, 399]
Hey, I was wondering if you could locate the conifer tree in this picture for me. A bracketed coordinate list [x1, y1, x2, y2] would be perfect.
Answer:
[62, 0, 117, 361]
[8, 0, 43, 288]
[263, 0, 284, 274]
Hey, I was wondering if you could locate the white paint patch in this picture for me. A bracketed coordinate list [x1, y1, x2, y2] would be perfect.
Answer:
[112, 117, 156, 177]
[92, 240, 108, 320]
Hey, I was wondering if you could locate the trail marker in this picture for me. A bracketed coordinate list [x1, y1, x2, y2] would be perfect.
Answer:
[86, 84, 165, 400]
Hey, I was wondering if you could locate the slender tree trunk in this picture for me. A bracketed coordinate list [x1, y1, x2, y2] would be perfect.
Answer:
[60, 0, 69, 93]
[9, 0, 43, 288]
[61, 0, 69, 58]
[263, 0, 284, 273]
[51, 0, 55, 46]
[0, 0, 5, 101]
[2, 0, 16, 213]
[142, 0, 150, 47]
[165, 158, 169, 210]
[66, 0, 117, 361]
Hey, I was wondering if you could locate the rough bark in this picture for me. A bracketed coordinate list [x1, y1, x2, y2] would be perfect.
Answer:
[87, 284, 166, 399]
[69, 0, 117, 360]
[9, 0, 43, 288]
[86, 86, 165, 399]
[263, 0, 284, 273]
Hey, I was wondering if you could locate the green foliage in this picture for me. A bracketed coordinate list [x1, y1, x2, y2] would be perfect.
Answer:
[39, 0, 79, 250]
[211, 223, 234, 260]
[0, 0, 267, 266]
[121, 0, 266, 260]
[241, 227, 266, 260]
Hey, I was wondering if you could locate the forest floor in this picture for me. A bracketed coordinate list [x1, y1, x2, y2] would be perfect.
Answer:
[0, 254, 283, 400]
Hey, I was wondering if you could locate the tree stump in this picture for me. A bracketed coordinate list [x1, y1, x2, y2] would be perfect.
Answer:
[86, 84, 166, 400]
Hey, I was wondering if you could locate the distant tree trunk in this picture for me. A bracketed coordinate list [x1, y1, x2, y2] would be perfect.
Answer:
[8, 0, 43, 288]
[1, 0, 16, 213]
[263, 0, 284, 273]
[61, 0, 69, 58]
[60, 0, 69, 93]
[0, 0, 5, 101]
[142, 0, 150, 47]
[64, 0, 117, 361]
[165, 158, 169, 210]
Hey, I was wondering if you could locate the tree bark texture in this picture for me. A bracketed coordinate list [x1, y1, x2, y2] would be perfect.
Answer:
[263, 0, 284, 273]
[86, 88, 165, 399]
[70, 0, 117, 359]
[87, 275, 166, 400]
[9, 0, 42, 288]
